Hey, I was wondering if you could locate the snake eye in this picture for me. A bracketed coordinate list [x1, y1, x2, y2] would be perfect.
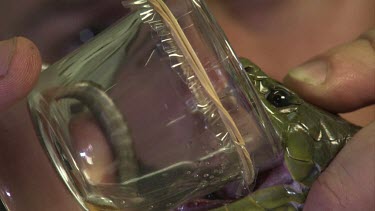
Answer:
[266, 89, 292, 107]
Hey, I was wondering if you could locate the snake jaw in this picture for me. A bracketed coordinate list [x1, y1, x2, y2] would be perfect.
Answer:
[175, 161, 295, 210]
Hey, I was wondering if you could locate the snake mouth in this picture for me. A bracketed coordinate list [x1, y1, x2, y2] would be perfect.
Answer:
[175, 161, 294, 210]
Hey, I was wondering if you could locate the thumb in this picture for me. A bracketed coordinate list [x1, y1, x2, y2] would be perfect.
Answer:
[283, 29, 375, 113]
[0, 37, 41, 112]
[304, 121, 375, 211]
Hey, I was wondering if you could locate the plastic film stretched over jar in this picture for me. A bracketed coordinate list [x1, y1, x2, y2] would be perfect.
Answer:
[27, 0, 281, 210]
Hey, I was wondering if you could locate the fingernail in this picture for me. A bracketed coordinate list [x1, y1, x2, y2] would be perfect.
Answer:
[0, 38, 17, 77]
[288, 59, 328, 85]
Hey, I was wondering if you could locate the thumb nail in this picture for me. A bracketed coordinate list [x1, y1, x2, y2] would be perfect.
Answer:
[287, 59, 328, 86]
[0, 38, 17, 77]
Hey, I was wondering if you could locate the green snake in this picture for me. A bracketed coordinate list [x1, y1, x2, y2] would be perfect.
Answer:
[56, 57, 360, 210]
[212, 58, 360, 210]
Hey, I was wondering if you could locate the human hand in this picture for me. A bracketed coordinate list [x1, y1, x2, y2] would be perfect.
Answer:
[207, 0, 374, 126]
[0, 0, 125, 63]
[0, 15, 373, 210]
[0, 1, 126, 209]
[0, 37, 82, 211]
[284, 29, 375, 210]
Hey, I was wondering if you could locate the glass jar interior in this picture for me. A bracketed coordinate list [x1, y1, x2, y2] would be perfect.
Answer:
[28, 0, 281, 210]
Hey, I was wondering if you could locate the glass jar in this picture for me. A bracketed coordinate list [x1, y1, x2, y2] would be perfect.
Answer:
[22, 0, 281, 210]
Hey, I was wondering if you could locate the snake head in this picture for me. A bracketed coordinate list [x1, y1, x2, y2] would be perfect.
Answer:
[240, 58, 304, 138]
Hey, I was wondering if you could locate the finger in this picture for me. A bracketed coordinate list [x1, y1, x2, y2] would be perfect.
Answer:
[0, 101, 82, 211]
[69, 113, 116, 184]
[304, 122, 375, 211]
[283, 29, 375, 113]
[0, 37, 41, 112]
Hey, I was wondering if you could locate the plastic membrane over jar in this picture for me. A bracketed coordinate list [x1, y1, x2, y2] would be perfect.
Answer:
[27, 0, 282, 210]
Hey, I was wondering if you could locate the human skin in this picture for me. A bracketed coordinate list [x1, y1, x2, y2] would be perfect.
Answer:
[206, 0, 375, 126]
[0, 0, 374, 210]
[0, 2, 124, 210]
[0, 32, 373, 211]
[206, 1, 374, 210]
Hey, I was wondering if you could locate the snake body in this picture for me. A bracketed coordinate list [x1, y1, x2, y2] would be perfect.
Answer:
[55, 55, 361, 211]
[56, 82, 138, 183]
[213, 58, 360, 210]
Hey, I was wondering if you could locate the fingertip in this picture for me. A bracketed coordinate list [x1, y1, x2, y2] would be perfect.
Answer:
[11, 36, 42, 91]
[70, 113, 115, 184]
[283, 30, 375, 113]
[284, 60, 375, 113]
[283, 68, 335, 110]
[0, 37, 42, 111]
